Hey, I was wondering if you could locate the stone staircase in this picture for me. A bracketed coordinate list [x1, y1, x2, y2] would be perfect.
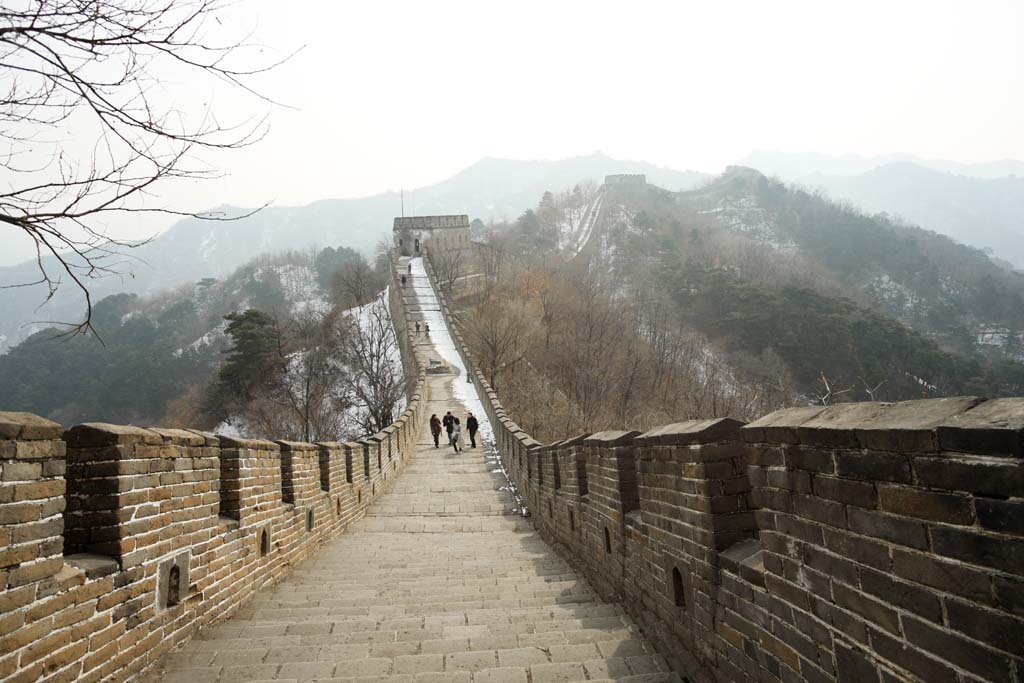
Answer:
[141, 268, 682, 683]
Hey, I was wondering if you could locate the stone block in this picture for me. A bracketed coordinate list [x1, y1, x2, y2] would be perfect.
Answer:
[0, 412, 63, 441]
[936, 397, 1024, 456]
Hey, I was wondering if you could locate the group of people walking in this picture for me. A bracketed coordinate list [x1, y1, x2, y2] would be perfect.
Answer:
[429, 411, 479, 453]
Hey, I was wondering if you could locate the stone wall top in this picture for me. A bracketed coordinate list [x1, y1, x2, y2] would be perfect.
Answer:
[636, 417, 744, 445]
[937, 397, 1024, 456]
[216, 434, 280, 450]
[584, 430, 640, 446]
[740, 396, 1024, 456]
[150, 427, 210, 447]
[0, 410, 62, 440]
[393, 215, 469, 230]
[64, 422, 162, 447]
[275, 440, 319, 451]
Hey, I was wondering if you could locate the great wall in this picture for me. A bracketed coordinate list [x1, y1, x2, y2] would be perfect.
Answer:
[0, 212, 1022, 683]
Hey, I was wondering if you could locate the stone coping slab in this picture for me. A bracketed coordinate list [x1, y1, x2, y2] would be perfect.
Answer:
[0, 411, 63, 441]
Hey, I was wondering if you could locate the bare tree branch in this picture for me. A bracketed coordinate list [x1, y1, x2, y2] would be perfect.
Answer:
[0, 0, 294, 336]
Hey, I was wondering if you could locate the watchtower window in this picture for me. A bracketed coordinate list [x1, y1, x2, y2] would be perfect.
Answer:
[319, 450, 330, 492]
[577, 451, 589, 496]
[604, 527, 612, 554]
[672, 567, 686, 607]
[281, 452, 295, 505]
[166, 565, 181, 607]
[306, 509, 314, 532]
[569, 508, 575, 531]
[259, 529, 270, 557]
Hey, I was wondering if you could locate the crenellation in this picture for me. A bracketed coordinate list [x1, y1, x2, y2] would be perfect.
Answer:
[0, 251, 431, 683]
[427, 254, 1024, 683]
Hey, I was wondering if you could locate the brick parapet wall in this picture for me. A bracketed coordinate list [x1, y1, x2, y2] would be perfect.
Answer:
[0, 256, 429, 682]
[424, 259, 1024, 683]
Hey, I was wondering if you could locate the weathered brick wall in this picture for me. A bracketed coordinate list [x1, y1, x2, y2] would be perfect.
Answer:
[0, 255, 428, 683]
[425, 261, 1024, 683]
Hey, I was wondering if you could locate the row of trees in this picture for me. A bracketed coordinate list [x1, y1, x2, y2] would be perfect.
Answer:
[209, 297, 406, 443]
[454, 219, 793, 441]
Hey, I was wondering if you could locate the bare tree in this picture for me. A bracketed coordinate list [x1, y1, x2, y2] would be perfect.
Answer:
[273, 311, 354, 443]
[814, 371, 853, 406]
[344, 299, 407, 435]
[0, 0, 291, 335]
[860, 377, 887, 402]
[431, 247, 463, 295]
[332, 258, 377, 308]
[463, 300, 531, 389]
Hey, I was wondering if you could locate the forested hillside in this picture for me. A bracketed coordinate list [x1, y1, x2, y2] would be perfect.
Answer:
[452, 170, 1024, 440]
[0, 246, 387, 428]
[606, 169, 1024, 397]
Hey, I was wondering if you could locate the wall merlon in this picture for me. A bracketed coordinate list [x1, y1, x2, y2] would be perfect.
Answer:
[64, 423, 162, 448]
[0, 411, 63, 441]
[149, 428, 209, 448]
[740, 406, 826, 443]
[936, 397, 1024, 456]
[521, 436, 544, 450]
[637, 418, 745, 446]
[584, 430, 640, 446]
[212, 434, 279, 450]
[274, 440, 318, 452]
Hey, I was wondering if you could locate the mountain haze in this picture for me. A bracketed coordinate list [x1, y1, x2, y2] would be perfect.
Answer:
[739, 151, 1024, 269]
[741, 150, 1024, 179]
[0, 153, 705, 351]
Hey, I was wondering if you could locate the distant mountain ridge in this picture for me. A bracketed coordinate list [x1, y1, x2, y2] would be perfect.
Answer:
[739, 151, 1024, 270]
[596, 166, 1024, 401]
[0, 152, 706, 351]
[740, 150, 1024, 179]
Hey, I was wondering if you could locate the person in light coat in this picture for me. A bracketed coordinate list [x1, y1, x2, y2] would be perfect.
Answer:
[451, 417, 463, 453]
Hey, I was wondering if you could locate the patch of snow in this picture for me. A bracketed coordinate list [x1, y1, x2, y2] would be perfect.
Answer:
[975, 324, 1024, 361]
[253, 263, 330, 316]
[864, 274, 924, 319]
[212, 420, 246, 438]
[567, 191, 604, 255]
[172, 319, 229, 358]
[703, 195, 799, 254]
[408, 257, 527, 513]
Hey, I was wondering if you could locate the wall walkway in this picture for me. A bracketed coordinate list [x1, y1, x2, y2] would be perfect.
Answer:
[138, 256, 682, 682]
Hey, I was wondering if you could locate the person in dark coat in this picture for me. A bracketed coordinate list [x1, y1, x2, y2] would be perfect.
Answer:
[466, 412, 479, 448]
[429, 414, 442, 448]
[442, 411, 454, 445]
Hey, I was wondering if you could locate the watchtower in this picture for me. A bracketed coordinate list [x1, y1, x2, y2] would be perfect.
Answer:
[393, 215, 471, 257]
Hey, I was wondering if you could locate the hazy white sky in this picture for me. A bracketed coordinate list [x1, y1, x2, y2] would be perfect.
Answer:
[3, 0, 1023, 263]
